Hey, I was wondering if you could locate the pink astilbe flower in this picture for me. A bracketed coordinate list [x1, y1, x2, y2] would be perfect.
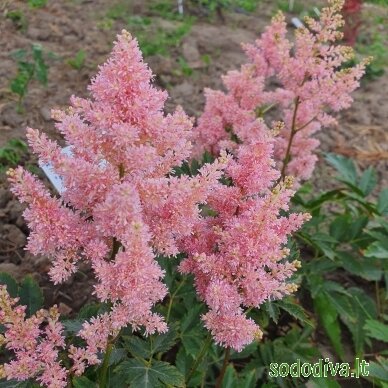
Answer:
[180, 132, 309, 351]
[7, 30, 226, 376]
[195, 0, 368, 183]
[0, 286, 67, 388]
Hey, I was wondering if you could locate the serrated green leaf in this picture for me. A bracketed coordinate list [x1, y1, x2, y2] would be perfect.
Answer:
[152, 324, 178, 355]
[230, 342, 257, 360]
[181, 328, 204, 357]
[0, 272, 19, 297]
[359, 166, 377, 196]
[364, 319, 388, 343]
[326, 287, 377, 354]
[330, 215, 350, 242]
[336, 251, 382, 281]
[368, 359, 388, 381]
[109, 348, 127, 366]
[277, 298, 314, 327]
[181, 304, 203, 333]
[325, 153, 357, 185]
[313, 293, 345, 360]
[62, 319, 83, 334]
[19, 275, 43, 317]
[310, 233, 337, 260]
[221, 365, 237, 388]
[240, 369, 257, 388]
[378, 189, 388, 215]
[365, 241, 388, 259]
[123, 335, 150, 358]
[115, 359, 185, 387]
[77, 303, 101, 319]
[265, 301, 280, 324]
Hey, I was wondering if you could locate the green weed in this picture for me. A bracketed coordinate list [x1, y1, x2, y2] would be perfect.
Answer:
[10, 44, 48, 112]
[27, 0, 48, 8]
[0, 139, 28, 173]
[67, 50, 86, 70]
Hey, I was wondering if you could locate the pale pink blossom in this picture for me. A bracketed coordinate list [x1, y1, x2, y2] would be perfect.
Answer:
[195, 0, 367, 182]
[0, 286, 67, 388]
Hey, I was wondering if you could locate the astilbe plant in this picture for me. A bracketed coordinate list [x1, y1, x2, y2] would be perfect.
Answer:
[195, 0, 368, 183]
[4, 31, 227, 386]
[0, 1, 366, 386]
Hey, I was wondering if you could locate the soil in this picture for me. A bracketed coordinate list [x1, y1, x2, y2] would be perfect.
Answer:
[0, 0, 387, 317]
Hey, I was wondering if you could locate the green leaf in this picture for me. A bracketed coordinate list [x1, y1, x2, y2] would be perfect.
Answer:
[109, 348, 127, 366]
[18, 275, 43, 317]
[0, 380, 32, 387]
[32, 44, 48, 85]
[230, 342, 257, 360]
[180, 304, 203, 333]
[152, 323, 178, 354]
[308, 378, 341, 388]
[277, 298, 314, 327]
[365, 241, 388, 259]
[330, 215, 350, 242]
[378, 189, 388, 215]
[240, 369, 257, 388]
[28, 0, 47, 8]
[310, 233, 337, 260]
[115, 359, 185, 387]
[368, 359, 388, 382]
[221, 365, 237, 388]
[364, 319, 388, 343]
[327, 287, 377, 354]
[0, 272, 19, 297]
[72, 376, 97, 388]
[62, 319, 83, 334]
[336, 251, 382, 281]
[181, 327, 204, 357]
[325, 153, 357, 185]
[77, 303, 101, 319]
[359, 166, 377, 196]
[67, 50, 86, 70]
[314, 293, 345, 360]
[265, 301, 280, 324]
[123, 335, 150, 359]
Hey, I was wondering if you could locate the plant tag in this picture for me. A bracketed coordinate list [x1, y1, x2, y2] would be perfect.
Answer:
[39, 146, 72, 194]
[291, 17, 304, 29]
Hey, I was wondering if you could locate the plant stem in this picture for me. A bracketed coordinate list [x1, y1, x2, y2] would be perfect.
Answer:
[215, 347, 230, 388]
[99, 342, 113, 388]
[186, 335, 212, 384]
[278, 96, 300, 182]
[166, 279, 186, 323]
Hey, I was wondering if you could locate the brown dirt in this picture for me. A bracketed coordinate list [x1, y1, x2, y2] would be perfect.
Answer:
[0, 0, 387, 315]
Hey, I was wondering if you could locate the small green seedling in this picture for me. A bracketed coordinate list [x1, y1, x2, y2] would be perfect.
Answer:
[0, 139, 28, 173]
[10, 44, 48, 112]
[27, 0, 48, 8]
[178, 56, 194, 76]
[6, 9, 28, 31]
[67, 50, 86, 70]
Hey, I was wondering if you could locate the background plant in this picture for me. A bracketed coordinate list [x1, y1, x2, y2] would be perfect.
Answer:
[9, 44, 48, 112]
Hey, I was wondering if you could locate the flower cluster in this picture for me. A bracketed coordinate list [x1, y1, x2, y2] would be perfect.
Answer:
[180, 134, 309, 351]
[6, 30, 225, 381]
[0, 286, 67, 387]
[194, 0, 368, 183]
